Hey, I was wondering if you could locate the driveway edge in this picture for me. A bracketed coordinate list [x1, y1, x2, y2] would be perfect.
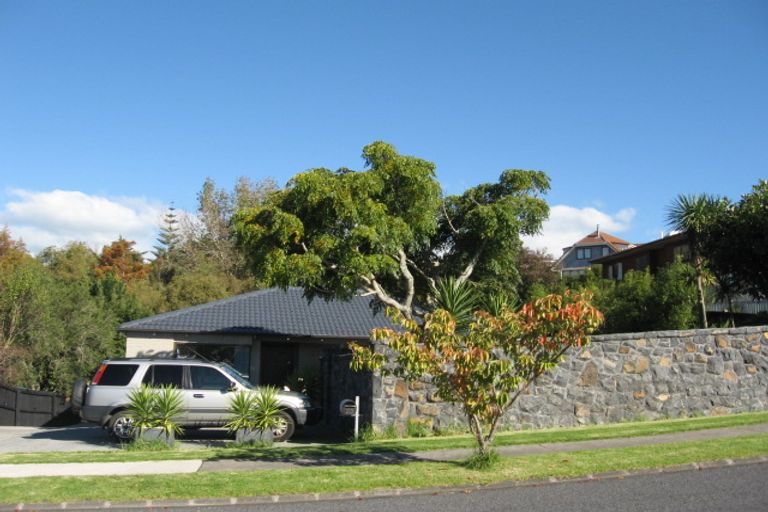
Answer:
[2, 456, 767, 511]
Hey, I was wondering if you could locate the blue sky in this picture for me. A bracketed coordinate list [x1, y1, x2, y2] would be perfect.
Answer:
[1, 1, 766, 256]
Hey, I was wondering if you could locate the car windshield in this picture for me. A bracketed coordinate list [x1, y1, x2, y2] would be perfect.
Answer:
[219, 363, 254, 389]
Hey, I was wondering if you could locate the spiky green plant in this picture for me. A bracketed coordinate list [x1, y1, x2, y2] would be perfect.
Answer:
[251, 386, 282, 432]
[153, 385, 184, 436]
[432, 277, 479, 327]
[126, 385, 157, 433]
[224, 390, 258, 433]
[225, 387, 282, 433]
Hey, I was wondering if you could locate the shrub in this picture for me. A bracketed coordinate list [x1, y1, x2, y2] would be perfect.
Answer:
[126, 384, 183, 436]
[224, 387, 282, 433]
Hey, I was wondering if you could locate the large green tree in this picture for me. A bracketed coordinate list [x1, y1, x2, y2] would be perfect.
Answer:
[233, 141, 550, 318]
[701, 180, 768, 301]
[665, 193, 724, 328]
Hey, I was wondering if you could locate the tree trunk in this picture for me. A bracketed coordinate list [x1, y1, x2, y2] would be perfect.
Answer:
[696, 272, 708, 329]
[727, 293, 735, 328]
[469, 413, 499, 455]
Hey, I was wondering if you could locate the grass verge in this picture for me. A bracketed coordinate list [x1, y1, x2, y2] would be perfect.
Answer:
[1, 411, 766, 465]
[1, 433, 766, 505]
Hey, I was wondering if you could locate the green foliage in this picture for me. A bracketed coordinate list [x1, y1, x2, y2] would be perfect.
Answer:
[355, 424, 377, 443]
[127, 385, 184, 436]
[351, 292, 603, 455]
[234, 141, 550, 317]
[533, 262, 699, 335]
[153, 385, 185, 435]
[698, 180, 768, 300]
[0, 174, 280, 393]
[652, 262, 699, 329]
[463, 449, 500, 470]
[382, 424, 400, 440]
[433, 277, 479, 327]
[165, 268, 230, 310]
[127, 385, 159, 432]
[516, 248, 559, 302]
[0, 240, 128, 392]
[224, 387, 283, 434]
[431, 169, 550, 299]
[121, 438, 174, 452]
[406, 419, 432, 438]
[591, 262, 697, 334]
[665, 193, 727, 328]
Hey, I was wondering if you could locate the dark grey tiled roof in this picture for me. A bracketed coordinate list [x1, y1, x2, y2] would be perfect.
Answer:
[118, 287, 398, 339]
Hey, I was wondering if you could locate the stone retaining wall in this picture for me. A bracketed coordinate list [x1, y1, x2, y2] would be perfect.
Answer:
[370, 326, 768, 431]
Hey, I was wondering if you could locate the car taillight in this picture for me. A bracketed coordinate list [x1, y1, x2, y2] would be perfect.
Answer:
[91, 363, 108, 385]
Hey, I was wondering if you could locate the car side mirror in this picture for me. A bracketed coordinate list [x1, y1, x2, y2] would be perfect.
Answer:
[227, 381, 237, 392]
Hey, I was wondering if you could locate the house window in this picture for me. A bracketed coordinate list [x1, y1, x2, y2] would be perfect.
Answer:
[607, 264, 613, 279]
[602, 247, 609, 257]
[576, 248, 591, 260]
[636, 254, 649, 271]
[673, 244, 691, 261]
[616, 262, 623, 280]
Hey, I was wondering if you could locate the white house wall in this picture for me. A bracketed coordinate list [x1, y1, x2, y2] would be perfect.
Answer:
[125, 335, 175, 358]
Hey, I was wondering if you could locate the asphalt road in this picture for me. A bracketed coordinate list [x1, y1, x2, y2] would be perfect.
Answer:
[119, 463, 768, 512]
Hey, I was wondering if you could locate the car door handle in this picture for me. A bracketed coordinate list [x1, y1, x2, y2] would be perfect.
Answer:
[193, 394, 204, 398]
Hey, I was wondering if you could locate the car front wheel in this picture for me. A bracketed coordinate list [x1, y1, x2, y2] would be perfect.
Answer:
[108, 411, 135, 442]
[272, 410, 295, 442]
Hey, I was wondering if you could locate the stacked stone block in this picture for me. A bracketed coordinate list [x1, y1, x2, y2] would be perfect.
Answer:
[370, 326, 768, 431]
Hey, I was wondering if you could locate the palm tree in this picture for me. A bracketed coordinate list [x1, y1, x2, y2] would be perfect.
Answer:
[665, 194, 721, 328]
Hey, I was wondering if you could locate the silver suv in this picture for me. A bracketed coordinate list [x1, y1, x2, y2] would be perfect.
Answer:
[71, 358, 320, 442]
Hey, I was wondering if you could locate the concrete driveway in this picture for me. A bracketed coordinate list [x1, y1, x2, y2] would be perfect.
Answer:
[0, 423, 338, 453]
[0, 424, 117, 453]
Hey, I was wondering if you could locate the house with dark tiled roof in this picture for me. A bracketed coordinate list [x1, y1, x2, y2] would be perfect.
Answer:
[553, 228, 633, 277]
[591, 232, 690, 280]
[119, 287, 396, 425]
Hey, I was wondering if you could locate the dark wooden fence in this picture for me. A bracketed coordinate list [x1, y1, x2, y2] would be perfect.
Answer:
[0, 384, 74, 426]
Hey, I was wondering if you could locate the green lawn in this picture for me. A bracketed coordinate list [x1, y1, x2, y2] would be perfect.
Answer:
[1, 411, 766, 465]
[1, 433, 766, 505]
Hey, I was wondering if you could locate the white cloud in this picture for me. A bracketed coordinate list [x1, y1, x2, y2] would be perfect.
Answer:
[0, 189, 167, 256]
[522, 205, 636, 258]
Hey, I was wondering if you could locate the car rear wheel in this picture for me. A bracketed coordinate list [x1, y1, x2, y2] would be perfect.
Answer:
[272, 410, 295, 442]
[108, 411, 135, 442]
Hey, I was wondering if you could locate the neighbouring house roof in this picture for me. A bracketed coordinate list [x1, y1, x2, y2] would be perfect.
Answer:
[553, 230, 633, 271]
[118, 287, 399, 339]
[571, 230, 631, 249]
[591, 232, 688, 265]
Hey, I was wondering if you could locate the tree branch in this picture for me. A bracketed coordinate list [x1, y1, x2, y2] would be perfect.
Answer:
[441, 202, 459, 235]
[397, 249, 415, 313]
[406, 257, 437, 293]
[456, 242, 485, 285]
[362, 276, 413, 320]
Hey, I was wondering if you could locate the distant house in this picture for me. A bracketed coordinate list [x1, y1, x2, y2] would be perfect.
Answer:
[591, 232, 689, 280]
[119, 287, 397, 426]
[591, 233, 768, 315]
[553, 229, 633, 277]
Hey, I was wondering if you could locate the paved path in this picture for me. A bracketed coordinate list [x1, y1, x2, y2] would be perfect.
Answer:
[0, 460, 202, 478]
[200, 422, 768, 472]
